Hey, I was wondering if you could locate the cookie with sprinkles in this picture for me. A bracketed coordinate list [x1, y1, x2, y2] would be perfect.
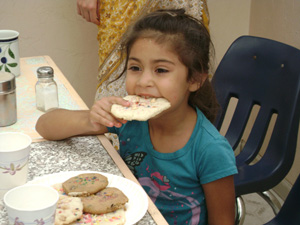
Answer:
[111, 95, 171, 121]
[81, 187, 129, 215]
[70, 209, 126, 225]
[55, 195, 83, 225]
[52, 183, 65, 195]
[63, 173, 108, 197]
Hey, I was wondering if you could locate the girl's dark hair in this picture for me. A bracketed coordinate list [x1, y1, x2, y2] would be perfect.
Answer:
[116, 8, 219, 122]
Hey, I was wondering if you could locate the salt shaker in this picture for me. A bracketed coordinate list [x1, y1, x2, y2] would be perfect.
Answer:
[35, 66, 58, 112]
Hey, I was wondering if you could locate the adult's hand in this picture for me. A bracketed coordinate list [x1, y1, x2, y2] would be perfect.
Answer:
[77, 0, 100, 25]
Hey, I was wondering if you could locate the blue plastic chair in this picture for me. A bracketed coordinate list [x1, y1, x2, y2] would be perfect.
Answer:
[264, 174, 300, 225]
[211, 36, 300, 224]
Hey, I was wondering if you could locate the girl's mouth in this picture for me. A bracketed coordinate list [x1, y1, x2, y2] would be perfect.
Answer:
[138, 95, 153, 99]
[137, 93, 159, 99]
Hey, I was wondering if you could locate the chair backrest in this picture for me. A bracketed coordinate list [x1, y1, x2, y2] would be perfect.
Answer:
[212, 36, 300, 191]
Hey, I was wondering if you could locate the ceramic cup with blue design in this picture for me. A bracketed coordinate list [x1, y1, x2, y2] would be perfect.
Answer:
[4, 184, 59, 225]
[0, 30, 20, 77]
[0, 132, 31, 199]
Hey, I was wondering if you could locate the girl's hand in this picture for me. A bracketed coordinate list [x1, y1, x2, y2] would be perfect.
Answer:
[89, 96, 130, 130]
[76, 0, 100, 25]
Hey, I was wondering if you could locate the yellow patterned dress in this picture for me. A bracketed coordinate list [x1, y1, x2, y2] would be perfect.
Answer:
[95, 0, 209, 149]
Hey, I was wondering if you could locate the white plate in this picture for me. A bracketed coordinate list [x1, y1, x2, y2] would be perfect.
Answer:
[28, 171, 148, 225]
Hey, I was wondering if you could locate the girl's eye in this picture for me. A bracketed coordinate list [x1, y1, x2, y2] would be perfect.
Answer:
[156, 68, 168, 73]
[128, 66, 141, 71]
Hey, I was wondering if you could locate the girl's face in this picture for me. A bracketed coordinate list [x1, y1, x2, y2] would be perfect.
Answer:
[126, 38, 199, 117]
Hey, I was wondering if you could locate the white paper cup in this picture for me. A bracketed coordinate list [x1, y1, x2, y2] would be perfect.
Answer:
[0, 132, 31, 199]
[0, 30, 20, 77]
[4, 184, 59, 225]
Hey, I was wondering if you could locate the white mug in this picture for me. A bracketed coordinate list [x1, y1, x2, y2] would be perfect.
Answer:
[0, 30, 20, 77]
[0, 132, 31, 199]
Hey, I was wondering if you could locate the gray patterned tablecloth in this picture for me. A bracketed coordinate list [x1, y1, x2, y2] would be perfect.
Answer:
[0, 136, 155, 225]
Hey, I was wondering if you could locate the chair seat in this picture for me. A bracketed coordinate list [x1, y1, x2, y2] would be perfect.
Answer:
[235, 159, 293, 196]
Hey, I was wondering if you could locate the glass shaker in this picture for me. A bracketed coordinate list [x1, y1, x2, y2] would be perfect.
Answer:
[35, 66, 59, 112]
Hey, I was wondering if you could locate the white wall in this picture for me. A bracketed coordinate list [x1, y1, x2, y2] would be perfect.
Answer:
[208, 0, 252, 68]
[0, 0, 99, 107]
[250, 0, 300, 50]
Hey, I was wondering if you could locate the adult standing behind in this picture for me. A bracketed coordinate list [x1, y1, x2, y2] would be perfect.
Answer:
[76, 0, 210, 100]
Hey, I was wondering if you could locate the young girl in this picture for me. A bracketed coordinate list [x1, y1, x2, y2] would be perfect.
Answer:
[36, 9, 237, 225]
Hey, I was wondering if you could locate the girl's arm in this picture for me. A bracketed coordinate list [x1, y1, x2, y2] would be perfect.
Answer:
[35, 96, 130, 140]
[35, 109, 106, 140]
[203, 175, 236, 225]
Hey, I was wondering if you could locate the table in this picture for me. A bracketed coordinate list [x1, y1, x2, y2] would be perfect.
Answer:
[0, 55, 88, 142]
[0, 56, 168, 224]
[0, 136, 157, 225]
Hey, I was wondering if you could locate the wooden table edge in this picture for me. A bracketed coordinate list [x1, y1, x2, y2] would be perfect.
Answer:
[97, 135, 168, 225]
[18, 56, 89, 142]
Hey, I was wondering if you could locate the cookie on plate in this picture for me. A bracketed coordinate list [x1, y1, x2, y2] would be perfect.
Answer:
[62, 173, 108, 197]
[55, 195, 83, 225]
[111, 95, 171, 121]
[70, 209, 126, 225]
[81, 187, 129, 214]
[52, 183, 65, 195]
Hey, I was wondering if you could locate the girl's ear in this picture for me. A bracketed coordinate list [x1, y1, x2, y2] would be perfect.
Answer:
[189, 73, 208, 92]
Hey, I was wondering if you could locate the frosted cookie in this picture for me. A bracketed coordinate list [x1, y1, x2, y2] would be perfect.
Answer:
[81, 187, 129, 214]
[55, 195, 83, 225]
[111, 95, 171, 121]
[70, 209, 126, 225]
[63, 173, 108, 197]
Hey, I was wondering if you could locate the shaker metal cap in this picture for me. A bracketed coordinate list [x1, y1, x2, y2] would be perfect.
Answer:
[37, 66, 54, 78]
[0, 72, 16, 93]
